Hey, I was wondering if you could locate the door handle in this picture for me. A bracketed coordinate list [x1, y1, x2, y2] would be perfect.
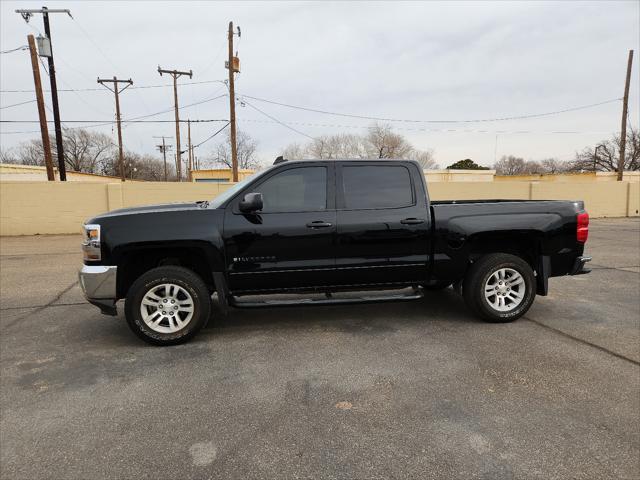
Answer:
[401, 218, 425, 225]
[306, 221, 333, 229]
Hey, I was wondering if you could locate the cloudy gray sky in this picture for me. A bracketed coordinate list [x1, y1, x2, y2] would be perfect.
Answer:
[1, 0, 638, 168]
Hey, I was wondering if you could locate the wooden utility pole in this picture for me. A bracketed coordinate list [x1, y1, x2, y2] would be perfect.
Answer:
[154, 136, 172, 181]
[158, 66, 192, 181]
[16, 7, 72, 180]
[97, 76, 133, 182]
[226, 22, 240, 182]
[187, 119, 193, 182]
[618, 49, 634, 181]
[27, 34, 54, 181]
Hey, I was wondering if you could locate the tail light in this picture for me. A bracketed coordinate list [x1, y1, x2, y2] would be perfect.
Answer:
[577, 212, 589, 243]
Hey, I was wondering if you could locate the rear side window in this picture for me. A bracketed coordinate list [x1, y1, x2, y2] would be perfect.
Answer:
[342, 165, 413, 209]
[256, 166, 327, 212]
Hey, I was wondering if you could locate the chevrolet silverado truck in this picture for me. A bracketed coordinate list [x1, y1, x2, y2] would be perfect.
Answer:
[79, 159, 591, 345]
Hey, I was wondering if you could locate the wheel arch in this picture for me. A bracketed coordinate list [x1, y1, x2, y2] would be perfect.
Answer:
[114, 241, 224, 299]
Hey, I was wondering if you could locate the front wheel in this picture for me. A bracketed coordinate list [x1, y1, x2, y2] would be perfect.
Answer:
[125, 266, 211, 345]
[462, 253, 536, 323]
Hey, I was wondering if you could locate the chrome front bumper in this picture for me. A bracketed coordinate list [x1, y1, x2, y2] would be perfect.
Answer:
[79, 265, 118, 316]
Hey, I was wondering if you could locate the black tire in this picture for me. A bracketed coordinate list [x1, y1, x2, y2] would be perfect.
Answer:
[423, 282, 452, 291]
[462, 253, 535, 323]
[125, 266, 211, 345]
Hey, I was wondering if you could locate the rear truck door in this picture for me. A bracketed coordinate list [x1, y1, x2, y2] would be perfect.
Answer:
[223, 162, 337, 293]
[334, 161, 431, 287]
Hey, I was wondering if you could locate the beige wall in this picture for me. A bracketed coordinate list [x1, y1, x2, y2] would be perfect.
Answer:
[424, 169, 496, 182]
[0, 182, 234, 236]
[1, 180, 638, 236]
[0, 163, 137, 183]
[190, 168, 255, 182]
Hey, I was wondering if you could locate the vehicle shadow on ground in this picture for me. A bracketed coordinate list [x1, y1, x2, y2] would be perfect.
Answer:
[202, 288, 478, 337]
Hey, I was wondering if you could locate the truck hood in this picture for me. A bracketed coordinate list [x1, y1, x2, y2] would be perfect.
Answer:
[89, 201, 207, 221]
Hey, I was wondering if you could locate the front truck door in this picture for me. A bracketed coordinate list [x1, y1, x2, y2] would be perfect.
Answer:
[334, 162, 431, 287]
[223, 163, 337, 294]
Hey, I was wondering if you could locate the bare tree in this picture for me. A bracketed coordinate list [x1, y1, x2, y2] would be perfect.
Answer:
[282, 142, 305, 160]
[365, 122, 412, 158]
[62, 129, 115, 174]
[281, 123, 435, 166]
[208, 130, 259, 169]
[570, 128, 639, 172]
[540, 158, 567, 174]
[16, 139, 48, 166]
[409, 149, 438, 169]
[0, 147, 19, 164]
[494, 155, 527, 175]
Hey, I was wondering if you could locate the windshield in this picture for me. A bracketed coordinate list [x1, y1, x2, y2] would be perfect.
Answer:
[208, 169, 267, 208]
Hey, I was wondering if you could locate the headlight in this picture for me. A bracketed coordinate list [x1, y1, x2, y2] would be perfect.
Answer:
[82, 224, 101, 261]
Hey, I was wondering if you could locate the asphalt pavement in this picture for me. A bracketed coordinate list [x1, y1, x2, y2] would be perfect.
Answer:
[1, 218, 638, 479]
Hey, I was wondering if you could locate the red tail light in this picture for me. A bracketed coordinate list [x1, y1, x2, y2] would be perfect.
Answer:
[577, 212, 589, 243]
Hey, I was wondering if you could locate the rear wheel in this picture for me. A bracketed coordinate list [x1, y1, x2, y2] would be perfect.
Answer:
[125, 266, 211, 345]
[463, 253, 535, 323]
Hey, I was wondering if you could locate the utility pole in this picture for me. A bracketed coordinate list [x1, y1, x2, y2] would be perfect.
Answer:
[154, 136, 172, 181]
[226, 21, 240, 182]
[16, 7, 72, 181]
[618, 49, 634, 181]
[27, 34, 54, 181]
[158, 66, 192, 181]
[97, 76, 133, 182]
[187, 120, 193, 181]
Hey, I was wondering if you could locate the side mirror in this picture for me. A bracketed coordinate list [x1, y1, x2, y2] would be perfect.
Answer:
[239, 192, 263, 213]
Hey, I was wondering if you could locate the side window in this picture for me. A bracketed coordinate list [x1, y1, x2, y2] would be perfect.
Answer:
[255, 166, 327, 212]
[342, 165, 413, 209]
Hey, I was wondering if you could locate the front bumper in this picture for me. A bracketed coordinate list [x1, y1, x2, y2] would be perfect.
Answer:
[79, 265, 118, 316]
[570, 255, 592, 275]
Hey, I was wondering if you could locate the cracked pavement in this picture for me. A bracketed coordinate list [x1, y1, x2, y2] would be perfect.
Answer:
[1, 218, 639, 479]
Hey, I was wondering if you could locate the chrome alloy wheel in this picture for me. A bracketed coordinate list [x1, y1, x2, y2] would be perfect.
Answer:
[140, 283, 195, 333]
[483, 267, 525, 312]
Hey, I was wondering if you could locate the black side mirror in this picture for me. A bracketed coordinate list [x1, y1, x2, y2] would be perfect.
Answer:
[239, 192, 263, 213]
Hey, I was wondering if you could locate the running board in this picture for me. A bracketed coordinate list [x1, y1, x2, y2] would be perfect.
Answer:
[229, 289, 424, 309]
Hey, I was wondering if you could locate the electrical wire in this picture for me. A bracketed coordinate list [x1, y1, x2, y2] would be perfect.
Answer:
[241, 99, 314, 140]
[0, 46, 29, 54]
[193, 122, 230, 148]
[0, 79, 227, 94]
[236, 118, 615, 135]
[240, 95, 624, 124]
[0, 100, 37, 110]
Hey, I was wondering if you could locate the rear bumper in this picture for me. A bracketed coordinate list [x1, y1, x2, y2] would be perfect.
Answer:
[79, 265, 118, 316]
[570, 256, 592, 275]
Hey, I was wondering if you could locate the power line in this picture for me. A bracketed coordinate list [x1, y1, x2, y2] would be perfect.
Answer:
[240, 95, 624, 124]
[236, 118, 615, 135]
[0, 79, 226, 93]
[0, 99, 37, 110]
[0, 45, 28, 54]
[193, 122, 230, 148]
[241, 99, 314, 139]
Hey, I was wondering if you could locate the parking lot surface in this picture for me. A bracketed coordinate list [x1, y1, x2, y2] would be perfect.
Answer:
[1, 218, 638, 479]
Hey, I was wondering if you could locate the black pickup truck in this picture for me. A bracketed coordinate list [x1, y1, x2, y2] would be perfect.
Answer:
[79, 159, 591, 345]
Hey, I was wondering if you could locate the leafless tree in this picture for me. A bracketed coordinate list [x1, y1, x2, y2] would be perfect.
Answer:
[0, 147, 19, 164]
[365, 122, 413, 158]
[409, 149, 438, 169]
[494, 155, 527, 175]
[62, 129, 115, 174]
[570, 128, 639, 172]
[281, 123, 436, 166]
[208, 130, 260, 169]
[540, 158, 568, 174]
[282, 142, 305, 160]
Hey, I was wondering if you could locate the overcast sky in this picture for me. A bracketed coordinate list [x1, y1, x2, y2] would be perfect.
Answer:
[1, 1, 639, 168]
